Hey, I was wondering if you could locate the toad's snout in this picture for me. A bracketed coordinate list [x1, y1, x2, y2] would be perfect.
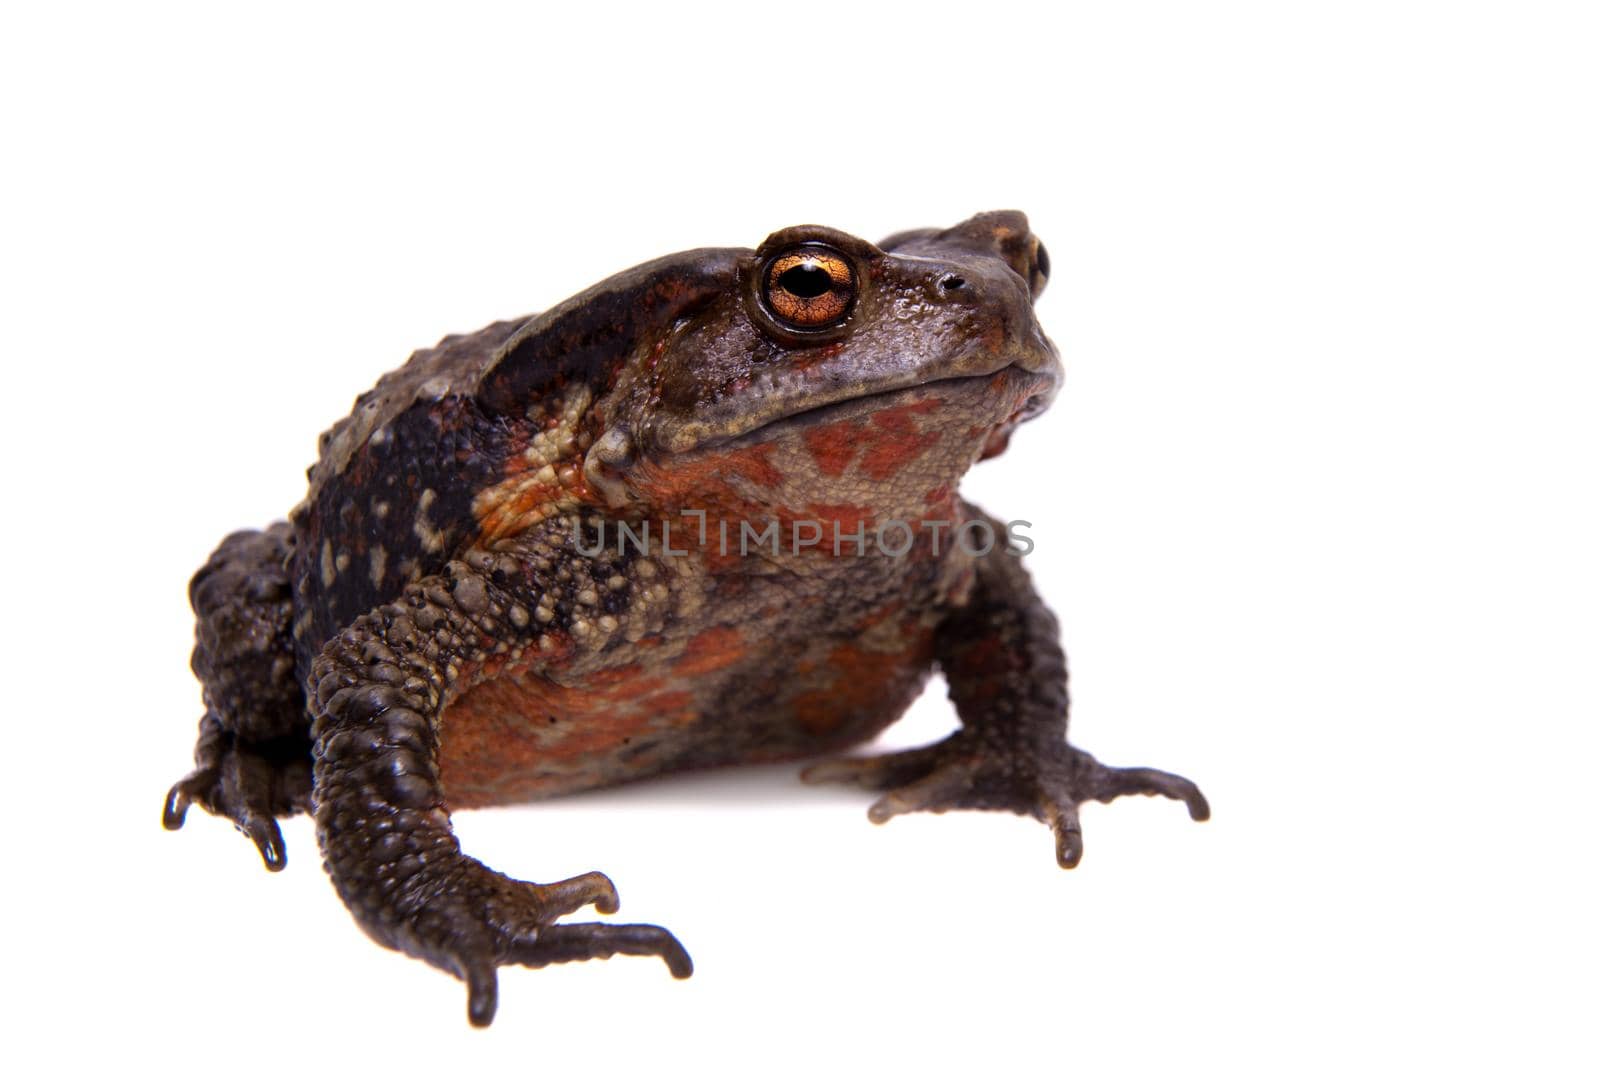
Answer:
[881, 209, 1051, 302]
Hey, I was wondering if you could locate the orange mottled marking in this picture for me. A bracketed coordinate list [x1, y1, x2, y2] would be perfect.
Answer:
[583, 663, 675, 701]
[803, 422, 861, 477]
[718, 444, 786, 487]
[672, 626, 747, 676]
[641, 690, 694, 716]
[864, 419, 934, 483]
[858, 404, 942, 479]
[582, 663, 642, 688]
[810, 501, 876, 539]
[472, 460, 595, 545]
[440, 671, 665, 806]
[771, 503, 877, 555]
[673, 443, 784, 490]
[790, 636, 933, 737]
[635, 443, 786, 515]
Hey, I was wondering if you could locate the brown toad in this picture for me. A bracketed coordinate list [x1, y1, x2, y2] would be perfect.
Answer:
[163, 211, 1207, 1026]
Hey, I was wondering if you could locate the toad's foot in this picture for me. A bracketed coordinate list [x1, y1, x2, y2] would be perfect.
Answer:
[162, 713, 312, 871]
[802, 731, 1208, 868]
[358, 862, 692, 1027]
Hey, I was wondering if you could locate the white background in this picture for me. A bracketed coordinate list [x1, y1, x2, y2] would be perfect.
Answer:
[3, 2, 1596, 1063]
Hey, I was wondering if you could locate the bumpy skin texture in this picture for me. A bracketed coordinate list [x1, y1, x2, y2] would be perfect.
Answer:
[165, 211, 1207, 1026]
[165, 522, 311, 870]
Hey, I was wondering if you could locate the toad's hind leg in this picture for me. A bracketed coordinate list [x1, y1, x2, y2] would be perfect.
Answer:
[163, 522, 312, 871]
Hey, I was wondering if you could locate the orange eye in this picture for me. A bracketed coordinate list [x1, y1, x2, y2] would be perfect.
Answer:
[762, 246, 856, 329]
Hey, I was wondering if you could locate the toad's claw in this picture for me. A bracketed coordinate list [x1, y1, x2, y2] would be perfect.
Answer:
[456, 922, 692, 1027]
[451, 917, 692, 1028]
[359, 861, 690, 1028]
[162, 715, 310, 872]
[1077, 763, 1210, 822]
[162, 770, 213, 830]
[513, 923, 694, 977]
[863, 762, 975, 823]
[529, 870, 622, 917]
[1043, 797, 1085, 868]
[164, 768, 290, 871]
[1042, 761, 1207, 867]
[242, 809, 288, 871]
[803, 732, 1207, 868]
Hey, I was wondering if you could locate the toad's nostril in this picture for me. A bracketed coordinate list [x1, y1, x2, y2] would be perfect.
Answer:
[940, 274, 966, 292]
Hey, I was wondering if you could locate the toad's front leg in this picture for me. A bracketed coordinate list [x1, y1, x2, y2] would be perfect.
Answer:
[804, 510, 1207, 867]
[310, 553, 690, 1027]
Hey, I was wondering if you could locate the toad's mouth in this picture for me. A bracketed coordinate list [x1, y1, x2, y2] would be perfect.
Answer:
[733, 364, 1055, 448]
[651, 351, 1060, 457]
[581, 348, 1060, 507]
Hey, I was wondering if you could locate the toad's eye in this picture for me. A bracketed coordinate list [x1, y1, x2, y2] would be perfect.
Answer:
[762, 246, 856, 329]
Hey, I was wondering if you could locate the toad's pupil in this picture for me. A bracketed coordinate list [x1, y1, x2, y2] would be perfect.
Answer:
[778, 263, 832, 299]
